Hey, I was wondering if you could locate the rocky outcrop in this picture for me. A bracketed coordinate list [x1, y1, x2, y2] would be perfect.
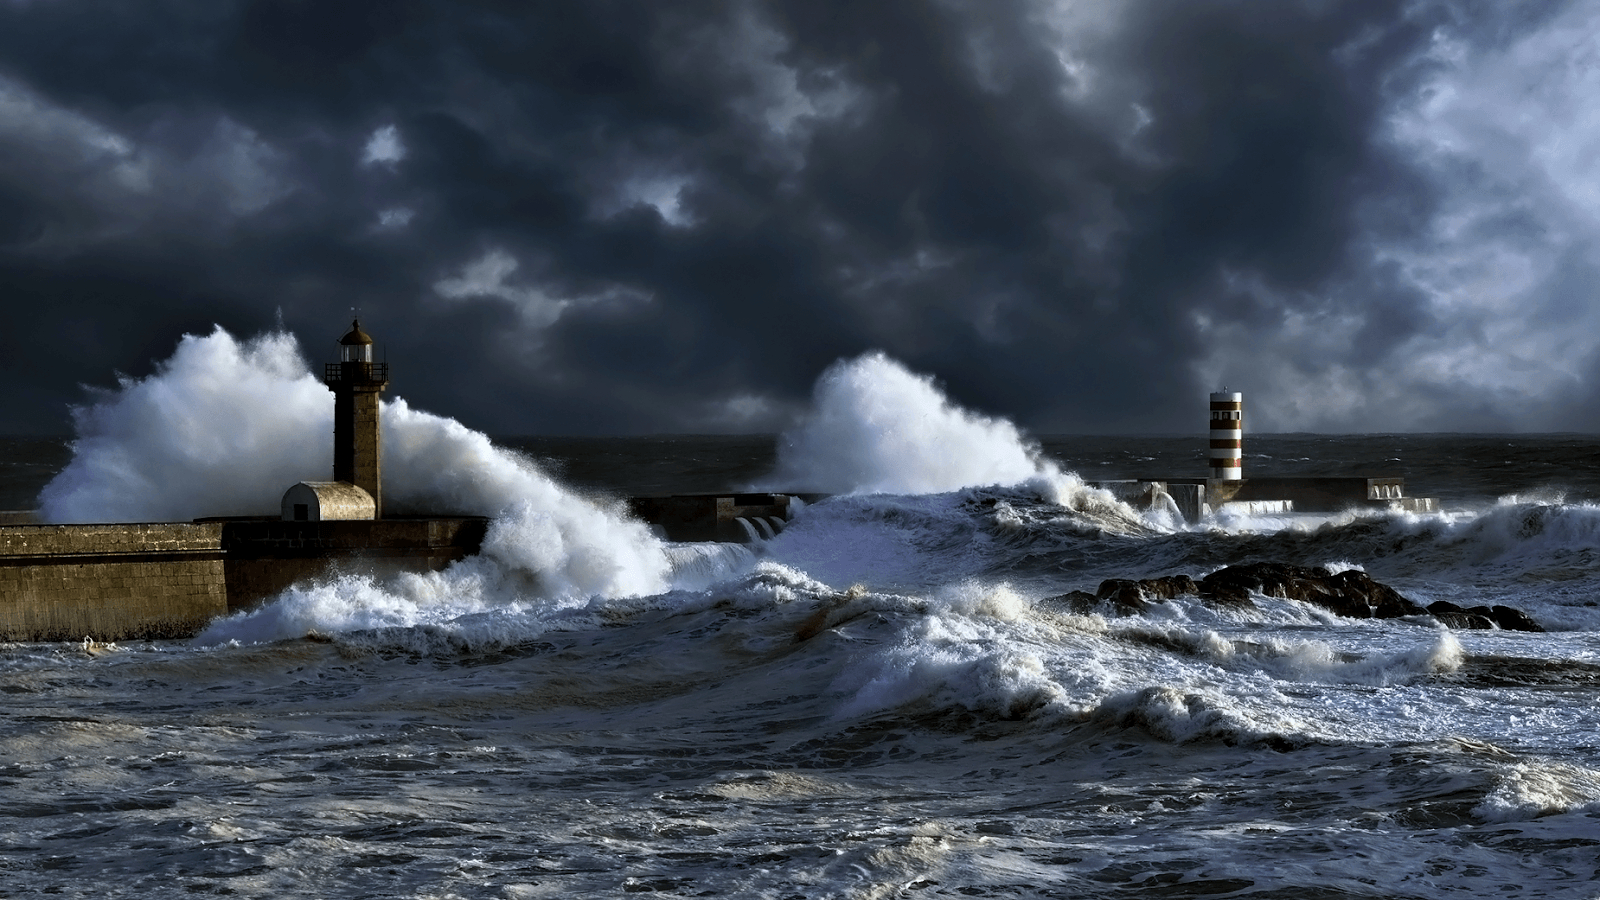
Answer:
[1426, 600, 1544, 633]
[1078, 575, 1199, 614]
[1050, 563, 1542, 632]
[1198, 563, 1425, 619]
[1058, 575, 1198, 615]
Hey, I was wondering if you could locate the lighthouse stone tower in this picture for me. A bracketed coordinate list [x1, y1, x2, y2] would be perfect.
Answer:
[325, 319, 390, 517]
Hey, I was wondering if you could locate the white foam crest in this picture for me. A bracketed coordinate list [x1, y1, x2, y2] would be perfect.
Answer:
[752, 351, 1160, 543]
[1448, 499, 1600, 563]
[195, 567, 513, 644]
[766, 493, 986, 590]
[829, 582, 1070, 720]
[202, 549, 816, 653]
[1302, 500, 1600, 570]
[1108, 621, 1462, 687]
[1474, 759, 1600, 823]
[474, 499, 667, 597]
[1252, 630, 1464, 686]
[196, 500, 675, 646]
[760, 351, 1054, 495]
[661, 542, 760, 593]
[1204, 507, 1310, 532]
[1201, 506, 1392, 535]
[835, 637, 1064, 723]
[1090, 685, 1268, 744]
[937, 578, 1032, 623]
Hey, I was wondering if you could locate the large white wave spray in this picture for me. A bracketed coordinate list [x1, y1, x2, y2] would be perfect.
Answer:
[41, 333, 1146, 642]
[761, 352, 1054, 494]
[39, 327, 674, 613]
[40, 330, 331, 523]
[757, 352, 1141, 535]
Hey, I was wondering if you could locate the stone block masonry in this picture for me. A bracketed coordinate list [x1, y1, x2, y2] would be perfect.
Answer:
[0, 523, 228, 641]
[627, 493, 816, 542]
[216, 517, 487, 611]
[0, 518, 487, 642]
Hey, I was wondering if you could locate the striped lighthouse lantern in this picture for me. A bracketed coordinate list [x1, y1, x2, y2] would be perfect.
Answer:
[1208, 391, 1243, 481]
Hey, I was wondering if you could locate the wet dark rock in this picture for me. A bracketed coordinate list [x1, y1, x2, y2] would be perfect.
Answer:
[1053, 575, 1201, 615]
[1095, 579, 1152, 614]
[1054, 590, 1106, 615]
[1487, 605, 1545, 632]
[1050, 563, 1542, 631]
[1131, 575, 1200, 601]
[1427, 601, 1544, 633]
[1425, 601, 1496, 630]
[1199, 563, 1426, 618]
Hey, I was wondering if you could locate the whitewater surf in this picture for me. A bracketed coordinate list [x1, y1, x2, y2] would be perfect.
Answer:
[1, 328, 1597, 897]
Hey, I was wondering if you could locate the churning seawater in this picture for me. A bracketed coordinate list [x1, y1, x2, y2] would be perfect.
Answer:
[2, 332, 1599, 898]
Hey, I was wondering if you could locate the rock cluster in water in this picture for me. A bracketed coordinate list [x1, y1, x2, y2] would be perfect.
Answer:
[1055, 562, 1543, 632]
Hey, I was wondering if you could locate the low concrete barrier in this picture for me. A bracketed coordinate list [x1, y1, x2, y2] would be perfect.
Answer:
[0, 523, 228, 641]
[628, 493, 822, 542]
[0, 517, 488, 642]
[215, 517, 488, 611]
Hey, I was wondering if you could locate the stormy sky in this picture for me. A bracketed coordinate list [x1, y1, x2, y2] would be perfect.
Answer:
[1, 0, 1596, 436]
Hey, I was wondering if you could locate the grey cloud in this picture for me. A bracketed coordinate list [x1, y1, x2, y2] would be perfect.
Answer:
[0, 0, 1595, 437]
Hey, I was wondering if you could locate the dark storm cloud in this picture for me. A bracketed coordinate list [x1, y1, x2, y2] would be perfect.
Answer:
[0, 0, 1592, 435]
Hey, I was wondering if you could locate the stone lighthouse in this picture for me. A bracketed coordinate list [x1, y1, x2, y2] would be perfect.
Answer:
[325, 319, 390, 517]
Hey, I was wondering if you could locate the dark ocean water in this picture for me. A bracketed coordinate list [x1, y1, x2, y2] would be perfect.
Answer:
[3, 433, 1600, 898]
[509, 432, 1600, 507]
[11, 432, 1600, 511]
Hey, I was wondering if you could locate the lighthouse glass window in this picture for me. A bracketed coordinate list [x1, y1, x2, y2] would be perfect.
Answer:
[341, 344, 372, 363]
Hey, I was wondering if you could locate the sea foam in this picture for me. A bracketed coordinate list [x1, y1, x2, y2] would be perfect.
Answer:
[40, 328, 676, 639]
[45, 330, 1150, 642]
[39, 329, 331, 523]
[757, 352, 1151, 538]
[761, 351, 1055, 495]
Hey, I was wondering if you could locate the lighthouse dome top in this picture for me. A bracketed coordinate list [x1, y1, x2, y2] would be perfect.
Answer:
[339, 319, 374, 346]
[336, 319, 377, 364]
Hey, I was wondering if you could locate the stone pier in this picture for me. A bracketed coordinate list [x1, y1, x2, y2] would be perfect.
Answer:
[0, 523, 228, 641]
[0, 517, 487, 642]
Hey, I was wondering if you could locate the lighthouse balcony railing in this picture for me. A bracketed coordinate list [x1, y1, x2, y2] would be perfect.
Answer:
[325, 362, 389, 384]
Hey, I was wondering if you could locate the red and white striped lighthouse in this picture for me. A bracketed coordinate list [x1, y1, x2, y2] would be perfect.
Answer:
[1208, 391, 1243, 481]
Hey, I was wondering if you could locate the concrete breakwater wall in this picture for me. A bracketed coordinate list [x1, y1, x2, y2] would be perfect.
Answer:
[0, 523, 228, 642]
[628, 493, 823, 542]
[214, 517, 488, 612]
[0, 518, 487, 643]
[1, 493, 808, 642]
